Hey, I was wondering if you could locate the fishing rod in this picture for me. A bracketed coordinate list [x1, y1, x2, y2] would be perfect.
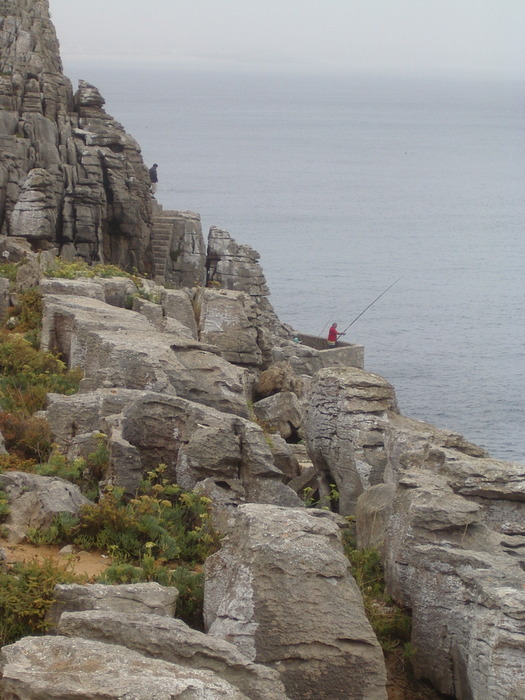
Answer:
[340, 276, 403, 334]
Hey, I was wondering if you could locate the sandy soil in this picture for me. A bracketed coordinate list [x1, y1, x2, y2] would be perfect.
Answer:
[0, 540, 111, 579]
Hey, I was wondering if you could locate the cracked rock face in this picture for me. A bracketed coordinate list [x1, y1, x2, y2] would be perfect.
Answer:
[0, 0, 154, 273]
[305, 367, 397, 515]
[204, 503, 387, 700]
[0, 635, 251, 699]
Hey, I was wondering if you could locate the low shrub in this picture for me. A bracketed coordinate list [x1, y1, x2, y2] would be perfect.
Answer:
[343, 526, 412, 653]
[0, 413, 53, 461]
[0, 558, 83, 646]
[26, 465, 221, 628]
[0, 331, 82, 416]
[45, 258, 142, 284]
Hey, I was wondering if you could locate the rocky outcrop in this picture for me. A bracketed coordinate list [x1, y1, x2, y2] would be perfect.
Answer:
[152, 208, 207, 287]
[358, 472, 525, 700]
[47, 388, 301, 504]
[306, 365, 525, 699]
[204, 504, 388, 700]
[0, 0, 153, 272]
[305, 366, 397, 514]
[0, 471, 90, 543]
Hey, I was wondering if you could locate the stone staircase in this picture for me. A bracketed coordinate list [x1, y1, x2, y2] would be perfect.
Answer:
[150, 205, 178, 284]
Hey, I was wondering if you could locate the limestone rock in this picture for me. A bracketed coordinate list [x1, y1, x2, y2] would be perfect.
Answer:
[39, 277, 106, 301]
[266, 434, 301, 480]
[161, 288, 198, 338]
[0, 0, 153, 273]
[58, 611, 289, 700]
[0, 635, 249, 699]
[196, 288, 263, 366]
[204, 504, 387, 700]
[253, 392, 304, 440]
[155, 210, 207, 287]
[305, 367, 396, 514]
[47, 582, 178, 628]
[46, 389, 301, 503]
[0, 471, 90, 544]
[207, 227, 269, 297]
[256, 361, 304, 398]
[40, 294, 249, 417]
[357, 471, 525, 699]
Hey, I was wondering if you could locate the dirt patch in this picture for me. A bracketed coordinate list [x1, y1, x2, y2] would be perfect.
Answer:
[386, 651, 447, 699]
[0, 540, 112, 580]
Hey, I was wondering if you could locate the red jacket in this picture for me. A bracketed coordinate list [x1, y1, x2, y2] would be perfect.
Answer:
[328, 325, 338, 342]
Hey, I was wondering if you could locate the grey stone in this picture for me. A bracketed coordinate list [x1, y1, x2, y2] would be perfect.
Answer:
[0, 635, 249, 699]
[196, 288, 263, 366]
[0, 1, 153, 272]
[204, 504, 387, 700]
[40, 294, 249, 417]
[47, 582, 178, 628]
[253, 391, 303, 440]
[305, 367, 396, 514]
[58, 611, 289, 700]
[0, 471, 90, 544]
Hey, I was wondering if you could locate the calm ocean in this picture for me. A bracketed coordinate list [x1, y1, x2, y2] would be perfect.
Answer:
[64, 60, 525, 463]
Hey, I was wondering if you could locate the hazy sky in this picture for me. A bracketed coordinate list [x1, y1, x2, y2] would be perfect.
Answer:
[48, 0, 525, 78]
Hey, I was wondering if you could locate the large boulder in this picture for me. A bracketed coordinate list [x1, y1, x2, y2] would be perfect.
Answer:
[46, 389, 302, 504]
[204, 504, 387, 700]
[58, 611, 289, 700]
[0, 471, 90, 544]
[161, 288, 198, 338]
[358, 471, 525, 699]
[252, 392, 304, 440]
[196, 288, 263, 367]
[0, 635, 249, 699]
[305, 367, 397, 514]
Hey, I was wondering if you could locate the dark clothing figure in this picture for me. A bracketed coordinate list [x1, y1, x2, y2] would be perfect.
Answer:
[149, 163, 158, 193]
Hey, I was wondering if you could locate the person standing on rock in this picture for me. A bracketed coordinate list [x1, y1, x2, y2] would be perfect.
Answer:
[149, 163, 158, 194]
[327, 322, 345, 348]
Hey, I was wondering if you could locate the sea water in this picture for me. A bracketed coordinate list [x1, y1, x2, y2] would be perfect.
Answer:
[62, 60, 525, 463]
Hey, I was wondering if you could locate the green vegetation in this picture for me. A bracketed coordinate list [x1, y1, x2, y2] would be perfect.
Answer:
[45, 258, 142, 282]
[0, 261, 19, 283]
[0, 558, 82, 647]
[26, 465, 220, 628]
[343, 525, 412, 656]
[0, 259, 219, 637]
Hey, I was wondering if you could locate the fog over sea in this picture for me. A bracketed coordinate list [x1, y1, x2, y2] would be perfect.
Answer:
[64, 60, 525, 463]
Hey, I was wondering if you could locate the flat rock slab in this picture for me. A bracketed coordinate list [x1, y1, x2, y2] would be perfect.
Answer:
[0, 635, 249, 699]
[58, 610, 289, 700]
[47, 582, 178, 627]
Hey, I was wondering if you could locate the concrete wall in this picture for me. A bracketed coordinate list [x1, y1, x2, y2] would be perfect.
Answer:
[298, 333, 365, 370]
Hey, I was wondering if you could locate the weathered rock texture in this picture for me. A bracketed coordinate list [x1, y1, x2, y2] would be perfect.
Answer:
[47, 582, 178, 627]
[57, 611, 289, 700]
[0, 471, 90, 543]
[0, 0, 154, 272]
[1, 581, 289, 699]
[306, 365, 525, 699]
[204, 504, 388, 700]
[0, 635, 251, 699]
[305, 366, 397, 514]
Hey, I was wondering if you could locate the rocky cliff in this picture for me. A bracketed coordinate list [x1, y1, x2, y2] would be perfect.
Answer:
[0, 3, 524, 700]
[0, 0, 153, 272]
